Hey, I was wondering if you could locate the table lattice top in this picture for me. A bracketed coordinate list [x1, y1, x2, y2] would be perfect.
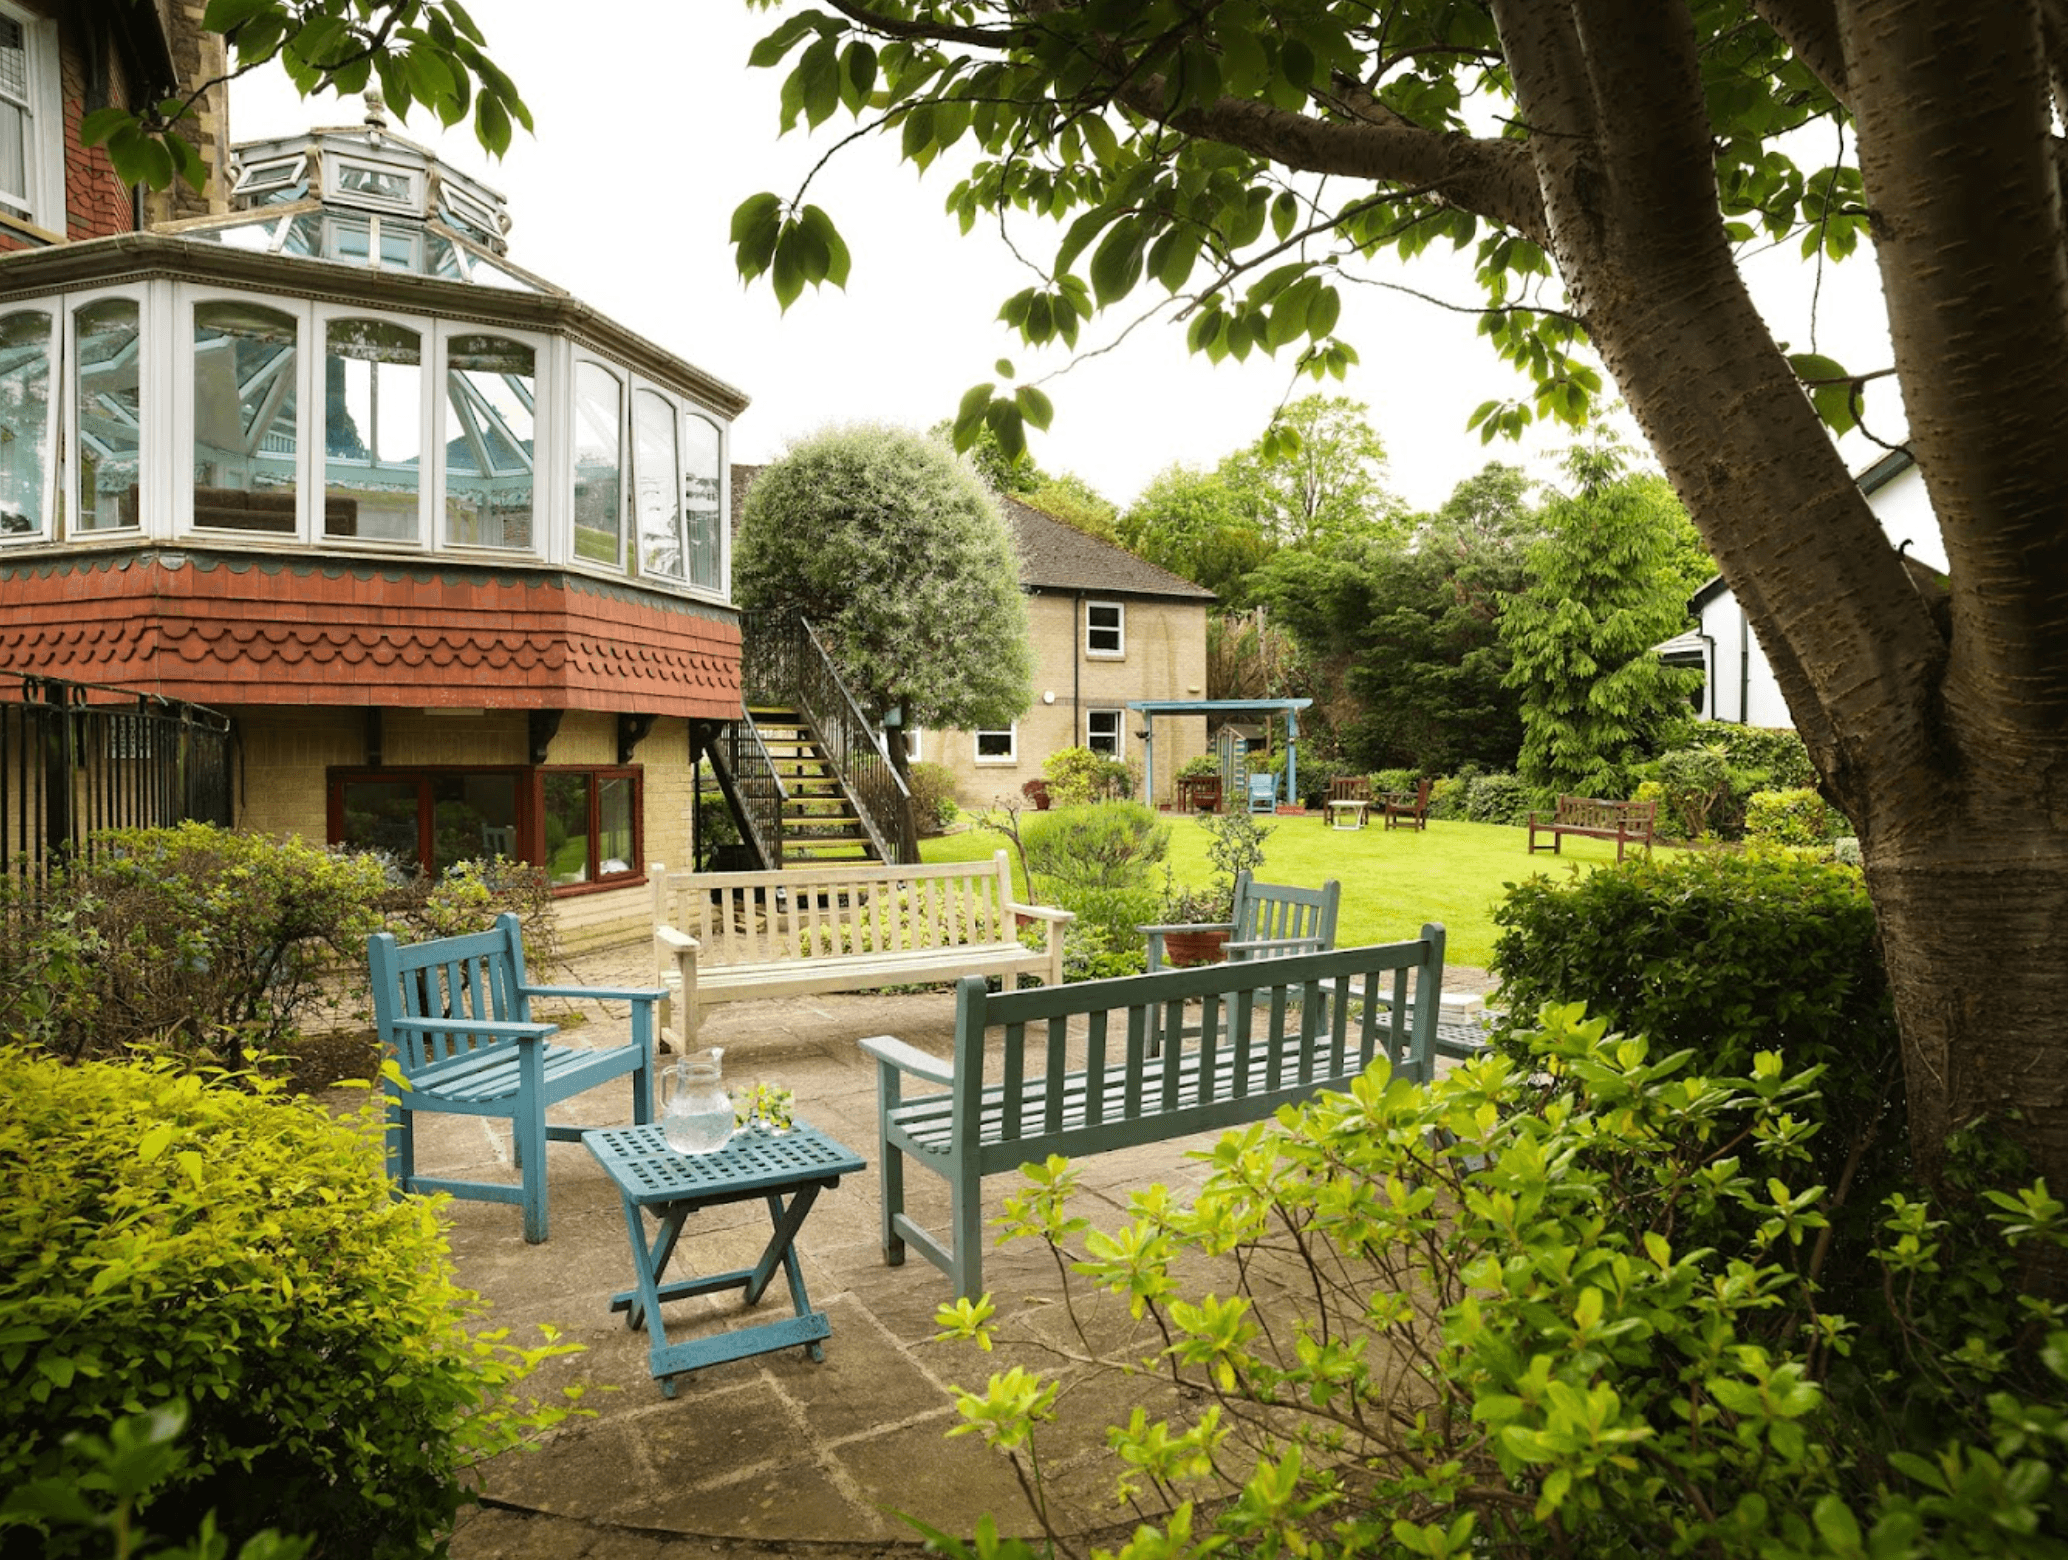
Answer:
[586, 1122, 865, 1204]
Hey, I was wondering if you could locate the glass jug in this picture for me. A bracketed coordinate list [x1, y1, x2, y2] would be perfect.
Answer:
[660, 1047, 734, 1155]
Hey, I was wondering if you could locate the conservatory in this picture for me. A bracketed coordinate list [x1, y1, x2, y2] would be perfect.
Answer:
[0, 109, 748, 944]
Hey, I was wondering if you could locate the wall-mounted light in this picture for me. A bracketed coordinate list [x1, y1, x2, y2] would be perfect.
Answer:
[1042, 691, 1056, 704]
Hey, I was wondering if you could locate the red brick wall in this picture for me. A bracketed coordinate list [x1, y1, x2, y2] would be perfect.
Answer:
[0, 6, 137, 252]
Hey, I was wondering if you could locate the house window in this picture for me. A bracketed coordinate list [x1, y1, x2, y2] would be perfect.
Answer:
[541, 768, 639, 887]
[324, 317, 422, 541]
[683, 412, 723, 589]
[572, 361, 623, 566]
[1086, 709, 1124, 758]
[899, 727, 923, 763]
[327, 764, 642, 893]
[975, 726, 1017, 764]
[192, 300, 299, 533]
[1086, 600, 1124, 657]
[444, 334, 535, 549]
[0, 307, 52, 538]
[75, 298, 142, 532]
[0, 9, 60, 234]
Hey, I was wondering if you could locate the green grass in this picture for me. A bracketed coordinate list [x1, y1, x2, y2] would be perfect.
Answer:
[922, 809, 1669, 970]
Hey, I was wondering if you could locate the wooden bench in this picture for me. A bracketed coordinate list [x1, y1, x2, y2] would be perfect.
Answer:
[1527, 795, 1658, 862]
[651, 851, 1070, 1047]
[860, 929, 1447, 1298]
[368, 911, 664, 1244]
[1325, 776, 1371, 830]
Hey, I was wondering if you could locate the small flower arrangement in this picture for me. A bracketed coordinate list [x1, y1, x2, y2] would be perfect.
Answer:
[734, 1082, 797, 1133]
[1157, 866, 1234, 926]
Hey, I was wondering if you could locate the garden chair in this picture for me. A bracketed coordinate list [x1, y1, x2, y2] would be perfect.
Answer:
[368, 911, 664, 1243]
[1382, 778, 1433, 831]
[1247, 772, 1278, 813]
[1327, 776, 1372, 830]
[1143, 873, 1341, 1054]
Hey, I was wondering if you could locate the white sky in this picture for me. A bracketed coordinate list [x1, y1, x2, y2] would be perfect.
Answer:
[227, 3, 1903, 514]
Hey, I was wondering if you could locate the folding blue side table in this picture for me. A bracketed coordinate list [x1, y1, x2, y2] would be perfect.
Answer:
[585, 1122, 866, 1397]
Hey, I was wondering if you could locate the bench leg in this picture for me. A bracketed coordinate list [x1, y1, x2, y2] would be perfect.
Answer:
[950, 1153, 984, 1301]
[516, 1044, 550, 1244]
[877, 1063, 906, 1268]
[384, 1086, 414, 1192]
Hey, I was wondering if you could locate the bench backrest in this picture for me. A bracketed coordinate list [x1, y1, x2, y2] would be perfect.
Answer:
[950, 928, 1445, 1161]
[1231, 870, 1340, 956]
[367, 911, 530, 1073]
[652, 851, 1021, 967]
[1328, 776, 1371, 803]
[1555, 795, 1656, 831]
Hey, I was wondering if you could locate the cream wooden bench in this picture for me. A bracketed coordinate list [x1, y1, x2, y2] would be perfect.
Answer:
[650, 851, 1070, 1046]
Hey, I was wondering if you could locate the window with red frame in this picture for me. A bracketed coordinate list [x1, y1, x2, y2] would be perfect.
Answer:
[327, 765, 641, 891]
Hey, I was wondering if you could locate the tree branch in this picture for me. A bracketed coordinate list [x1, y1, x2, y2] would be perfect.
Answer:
[1747, 0, 1851, 105]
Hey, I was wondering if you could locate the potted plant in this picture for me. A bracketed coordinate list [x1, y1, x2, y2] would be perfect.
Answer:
[1022, 777, 1052, 811]
[1148, 868, 1236, 967]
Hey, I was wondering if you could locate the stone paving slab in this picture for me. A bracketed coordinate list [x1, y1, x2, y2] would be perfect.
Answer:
[401, 942, 1494, 1557]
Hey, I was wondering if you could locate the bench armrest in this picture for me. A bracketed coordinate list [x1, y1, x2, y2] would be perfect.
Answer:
[655, 926, 701, 955]
[385, 1015, 557, 1040]
[1137, 921, 1235, 937]
[521, 983, 667, 1004]
[858, 1034, 955, 1087]
[1005, 901, 1075, 925]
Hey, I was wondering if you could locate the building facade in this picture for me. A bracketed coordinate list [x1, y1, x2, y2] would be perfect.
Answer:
[0, 11, 744, 946]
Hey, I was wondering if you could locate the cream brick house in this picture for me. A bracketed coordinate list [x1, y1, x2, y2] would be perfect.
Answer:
[920, 497, 1216, 809]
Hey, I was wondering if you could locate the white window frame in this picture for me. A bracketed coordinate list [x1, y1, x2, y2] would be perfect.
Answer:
[174, 285, 314, 543]
[0, 294, 59, 547]
[1085, 599, 1125, 658]
[432, 320, 548, 556]
[0, 6, 62, 235]
[67, 284, 154, 540]
[312, 303, 435, 552]
[323, 152, 424, 217]
[568, 351, 629, 578]
[681, 407, 726, 596]
[230, 153, 308, 202]
[974, 725, 1018, 765]
[1085, 708, 1125, 760]
[900, 727, 923, 764]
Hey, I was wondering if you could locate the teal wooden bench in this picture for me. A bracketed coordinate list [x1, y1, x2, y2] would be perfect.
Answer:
[859, 929, 1446, 1298]
[1140, 872, 1341, 973]
[368, 911, 665, 1244]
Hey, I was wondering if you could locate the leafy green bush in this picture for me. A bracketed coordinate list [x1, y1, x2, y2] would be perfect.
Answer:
[0, 1049, 577, 1558]
[1695, 719, 1818, 790]
[0, 826, 391, 1071]
[1201, 806, 1272, 882]
[933, 1006, 2068, 1560]
[1746, 786, 1840, 846]
[1463, 771, 1531, 825]
[1044, 886, 1157, 980]
[1370, 766, 1419, 795]
[1021, 802, 1169, 894]
[1494, 849, 1902, 1292]
[1426, 764, 1480, 820]
[1292, 756, 1353, 809]
[1040, 746, 1132, 806]
[904, 760, 961, 833]
[1650, 742, 1734, 836]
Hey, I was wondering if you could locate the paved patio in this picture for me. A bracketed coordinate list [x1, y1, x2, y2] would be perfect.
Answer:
[381, 944, 1494, 1558]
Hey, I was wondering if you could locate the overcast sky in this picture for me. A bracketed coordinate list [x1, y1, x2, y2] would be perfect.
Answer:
[228, 4, 1903, 514]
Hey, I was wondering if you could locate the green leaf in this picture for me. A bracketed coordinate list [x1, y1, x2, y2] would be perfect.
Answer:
[201, 0, 276, 33]
[731, 192, 783, 245]
[797, 204, 849, 287]
[1149, 227, 1196, 294]
[139, 1124, 173, 1163]
[770, 225, 806, 310]
[953, 382, 996, 449]
[799, 36, 841, 129]
[983, 400, 1026, 461]
[473, 90, 512, 157]
[1271, 189, 1299, 242]
[79, 107, 132, 149]
[1015, 384, 1053, 431]
[1089, 219, 1145, 306]
[842, 41, 877, 111]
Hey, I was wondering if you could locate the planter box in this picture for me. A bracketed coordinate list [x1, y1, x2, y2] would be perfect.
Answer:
[1159, 927, 1230, 968]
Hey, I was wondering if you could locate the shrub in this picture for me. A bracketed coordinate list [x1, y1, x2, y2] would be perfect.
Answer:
[1045, 886, 1157, 978]
[1653, 741, 1734, 837]
[1746, 785, 1840, 846]
[905, 761, 960, 834]
[1041, 746, 1132, 806]
[935, 1008, 2068, 1560]
[1427, 762, 1483, 820]
[1291, 756, 1352, 809]
[1696, 718, 1818, 790]
[374, 855, 562, 976]
[1201, 806, 1271, 882]
[1463, 770, 1531, 825]
[1021, 802, 1169, 894]
[0, 826, 391, 1071]
[0, 1049, 576, 1558]
[1370, 766, 1419, 796]
[1493, 848, 1903, 1293]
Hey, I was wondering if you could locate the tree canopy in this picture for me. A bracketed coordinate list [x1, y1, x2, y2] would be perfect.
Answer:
[733, 0, 2068, 1194]
[1218, 395, 1403, 548]
[735, 425, 1035, 734]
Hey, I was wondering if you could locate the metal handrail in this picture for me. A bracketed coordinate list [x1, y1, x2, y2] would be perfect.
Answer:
[723, 712, 789, 870]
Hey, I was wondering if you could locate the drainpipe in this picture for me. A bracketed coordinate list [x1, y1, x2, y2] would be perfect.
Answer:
[1072, 590, 1083, 747]
[1696, 630, 1718, 720]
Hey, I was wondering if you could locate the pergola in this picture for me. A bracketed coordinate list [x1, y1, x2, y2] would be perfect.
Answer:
[1126, 697, 1314, 808]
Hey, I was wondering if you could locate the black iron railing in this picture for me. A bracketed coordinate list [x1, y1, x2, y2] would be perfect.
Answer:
[721, 716, 787, 870]
[1, 674, 234, 880]
[741, 611, 917, 864]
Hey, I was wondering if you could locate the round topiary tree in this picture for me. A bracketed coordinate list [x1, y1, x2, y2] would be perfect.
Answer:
[735, 424, 1035, 744]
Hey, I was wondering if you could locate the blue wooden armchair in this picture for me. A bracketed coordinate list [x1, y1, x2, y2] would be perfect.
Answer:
[368, 911, 664, 1243]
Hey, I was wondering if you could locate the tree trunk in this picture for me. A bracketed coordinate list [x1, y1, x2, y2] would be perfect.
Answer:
[1494, 0, 2068, 1193]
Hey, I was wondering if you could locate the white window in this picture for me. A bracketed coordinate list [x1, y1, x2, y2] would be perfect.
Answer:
[74, 293, 145, 534]
[324, 154, 423, 216]
[0, 303, 54, 540]
[571, 359, 624, 569]
[898, 727, 923, 763]
[1086, 709, 1124, 758]
[1086, 600, 1124, 657]
[321, 312, 428, 544]
[441, 330, 537, 551]
[974, 726, 1017, 764]
[188, 296, 302, 537]
[0, 8, 61, 235]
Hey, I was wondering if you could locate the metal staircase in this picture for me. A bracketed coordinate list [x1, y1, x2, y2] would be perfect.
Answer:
[698, 612, 918, 871]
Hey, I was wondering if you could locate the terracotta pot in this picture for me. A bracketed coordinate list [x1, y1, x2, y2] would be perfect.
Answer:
[1161, 927, 1230, 968]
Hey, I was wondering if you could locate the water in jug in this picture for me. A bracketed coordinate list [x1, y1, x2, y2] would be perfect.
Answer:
[660, 1047, 733, 1155]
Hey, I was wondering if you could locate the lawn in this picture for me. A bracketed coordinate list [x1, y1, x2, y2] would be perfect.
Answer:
[921, 808, 1664, 970]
